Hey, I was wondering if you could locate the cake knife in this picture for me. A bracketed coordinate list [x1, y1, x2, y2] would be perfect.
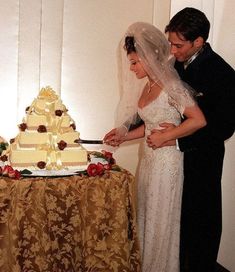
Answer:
[74, 139, 104, 144]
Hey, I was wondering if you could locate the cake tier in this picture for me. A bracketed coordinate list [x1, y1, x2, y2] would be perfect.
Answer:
[33, 98, 66, 114]
[25, 114, 71, 131]
[56, 132, 80, 147]
[10, 149, 87, 169]
[18, 131, 80, 147]
[18, 132, 50, 147]
[10, 150, 47, 167]
[59, 150, 87, 166]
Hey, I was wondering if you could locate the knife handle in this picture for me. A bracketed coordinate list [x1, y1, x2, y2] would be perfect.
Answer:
[74, 139, 104, 144]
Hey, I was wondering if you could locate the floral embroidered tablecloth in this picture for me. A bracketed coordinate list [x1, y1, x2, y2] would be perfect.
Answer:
[0, 170, 140, 272]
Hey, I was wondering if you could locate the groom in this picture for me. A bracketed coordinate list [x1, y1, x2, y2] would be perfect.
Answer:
[104, 7, 235, 272]
[153, 7, 235, 272]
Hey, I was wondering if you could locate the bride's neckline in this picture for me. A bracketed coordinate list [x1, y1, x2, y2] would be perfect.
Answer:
[138, 89, 164, 110]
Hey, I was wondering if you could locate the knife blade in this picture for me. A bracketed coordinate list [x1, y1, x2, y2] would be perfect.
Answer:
[74, 139, 104, 144]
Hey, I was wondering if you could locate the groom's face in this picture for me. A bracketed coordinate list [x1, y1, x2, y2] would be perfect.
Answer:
[167, 32, 199, 62]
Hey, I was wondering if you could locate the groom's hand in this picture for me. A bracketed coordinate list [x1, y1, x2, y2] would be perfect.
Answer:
[148, 123, 177, 149]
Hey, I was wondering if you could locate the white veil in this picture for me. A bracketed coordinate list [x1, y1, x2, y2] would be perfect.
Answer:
[115, 22, 195, 132]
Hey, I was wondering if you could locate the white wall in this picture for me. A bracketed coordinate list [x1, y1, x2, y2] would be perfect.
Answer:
[60, 0, 153, 171]
[212, 1, 235, 270]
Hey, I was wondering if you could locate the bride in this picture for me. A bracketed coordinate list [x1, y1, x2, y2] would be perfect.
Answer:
[104, 22, 206, 271]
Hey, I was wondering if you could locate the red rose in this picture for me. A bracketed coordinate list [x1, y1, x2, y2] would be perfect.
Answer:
[55, 110, 63, 116]
[7, 168, 21, 179]
[8, 169, 17, 178]
[102, 150, 116, 165]
[2, 165, 13, 176]
[70, 123, 76, 130]
[19, 123, 27, 131]
[96, 162, 105, 175]
[14, 169, 21, 179]
[25, 106, 30, 113]
[58, 140, 67, 150]
[102, 150, 113, 159]
[37, 125, 47, 133]
[103, 164, 111, 170]
[0, 165, 21, 179]
[87, 163, 99, 177]
[37, 161, 46, 169]
[0, 155, 8, 162]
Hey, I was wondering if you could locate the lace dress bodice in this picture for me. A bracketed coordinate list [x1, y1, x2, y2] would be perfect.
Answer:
[138, 90, 182, 139]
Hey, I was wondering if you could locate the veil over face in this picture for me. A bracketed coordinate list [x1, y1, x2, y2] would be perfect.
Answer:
[115, 22, 195, 131]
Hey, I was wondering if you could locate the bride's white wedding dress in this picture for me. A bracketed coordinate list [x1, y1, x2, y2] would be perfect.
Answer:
[137, 90, 184, 272]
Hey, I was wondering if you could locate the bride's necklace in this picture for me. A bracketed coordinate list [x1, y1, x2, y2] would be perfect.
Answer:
[147, 81, 157, 94]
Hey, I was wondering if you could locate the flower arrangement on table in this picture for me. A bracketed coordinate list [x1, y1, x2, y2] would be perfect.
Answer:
[85, 150, 121, 177]
[0, 136, 8, 156]
[0, 136, 21, 179]
[0, 165, 21, 179]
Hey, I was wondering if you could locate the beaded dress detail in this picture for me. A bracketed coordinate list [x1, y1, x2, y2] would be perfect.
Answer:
[136, 90, 184, 272]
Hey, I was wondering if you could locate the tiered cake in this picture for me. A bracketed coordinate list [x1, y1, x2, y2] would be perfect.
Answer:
[2, 86, 87, 170]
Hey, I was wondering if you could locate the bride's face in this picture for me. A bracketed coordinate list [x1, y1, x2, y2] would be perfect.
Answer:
[128, 52, 147, 79]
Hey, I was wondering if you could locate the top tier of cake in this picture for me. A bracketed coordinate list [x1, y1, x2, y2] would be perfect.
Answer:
[2, 86, 87, 170]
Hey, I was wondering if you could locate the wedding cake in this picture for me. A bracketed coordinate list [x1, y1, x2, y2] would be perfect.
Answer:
[1, 86, 87, 170]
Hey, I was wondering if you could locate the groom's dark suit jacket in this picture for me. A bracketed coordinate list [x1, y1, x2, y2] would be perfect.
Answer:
[175, 43, 235, 271]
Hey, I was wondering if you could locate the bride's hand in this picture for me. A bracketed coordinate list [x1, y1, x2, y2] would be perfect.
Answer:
[103, 126, 127, 147]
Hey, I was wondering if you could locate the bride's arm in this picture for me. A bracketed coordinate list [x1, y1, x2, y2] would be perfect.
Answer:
[104, 124, 145, 146]
[124, 123, 145, 141]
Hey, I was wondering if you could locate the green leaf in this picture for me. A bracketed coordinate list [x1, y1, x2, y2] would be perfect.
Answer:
[0, 143, 8, 155]
[111, 165, 122, 172]
[74, 170, 88, 176]
[90, 151, 106, 159]
[20, 169, 32, 175]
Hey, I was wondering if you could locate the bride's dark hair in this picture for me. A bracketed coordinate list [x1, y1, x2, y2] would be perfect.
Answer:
[124, 36, 136, 54]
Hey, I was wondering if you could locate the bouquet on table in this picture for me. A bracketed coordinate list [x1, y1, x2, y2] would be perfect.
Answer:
[0, 136, 21, 179]
[0, 136, 8, 156]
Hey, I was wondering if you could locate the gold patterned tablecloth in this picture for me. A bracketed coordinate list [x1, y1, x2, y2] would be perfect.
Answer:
[0, 170, 140, 272]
